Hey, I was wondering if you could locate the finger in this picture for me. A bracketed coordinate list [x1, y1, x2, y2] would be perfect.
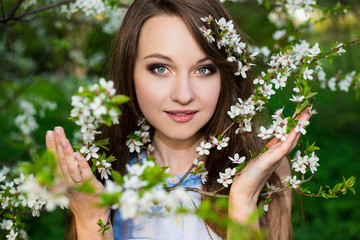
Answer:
[61, 138, 83, 185]
[289, 112, 311, 150]
[46, 130, 57, 157]
[265, 137, 280, 149]
[75, 153, 103, 192]
[266, 129, 298, 165]
[46, 130, 64, 177]
[54, 126, 72, 183]
[75, 152, 94, 180]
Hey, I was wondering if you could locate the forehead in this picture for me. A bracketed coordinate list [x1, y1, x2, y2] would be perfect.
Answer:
[136, 15, 207, 61]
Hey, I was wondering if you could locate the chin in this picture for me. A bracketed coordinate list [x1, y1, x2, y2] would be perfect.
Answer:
[155, 127, 203, 143]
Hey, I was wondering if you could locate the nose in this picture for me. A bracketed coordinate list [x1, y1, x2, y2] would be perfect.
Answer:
[170, 72, 195, 105]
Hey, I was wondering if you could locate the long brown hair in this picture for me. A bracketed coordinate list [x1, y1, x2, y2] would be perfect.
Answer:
[69, 0, 291, 239]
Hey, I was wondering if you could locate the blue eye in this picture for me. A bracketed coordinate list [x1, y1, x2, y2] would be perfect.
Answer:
[197, 67, 209, 75]
[195, 65, 217, 76]
[155, 66, 167, 73]
[149, 65, 170, 75]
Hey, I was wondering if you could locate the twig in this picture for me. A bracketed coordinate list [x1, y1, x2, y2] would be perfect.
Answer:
[1, 0, 6, 21]
[310, 38, 360, 64]
[220, 122, 235, 136]
[0, 0, 75, 23]
[185, 187, 229, 198]
[260, 174, 313, 197]
[6, 0, 23, 21]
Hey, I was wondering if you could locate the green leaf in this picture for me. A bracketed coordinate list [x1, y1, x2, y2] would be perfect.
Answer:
[110, 94, 130, 104]
[264, 0, 271, 10]
[73, 145, 81, 152]
[260, 146, 268, 154]
[106, 154, 117, 163]
[345, 176, 356, 188]
[91, 159, 97, 172]
[3, 213, 13, 219]
[111, 170, 123, 184]
[305, 91, 318, 99]
[305, 142, 320, 153]
[141, 165, 170, 190]
[298, 99, 310, 113]
[95, 138, 110, 151]
[112, 106, 122, 115]
[101, 114, 112, 126]
[348, 187, 356, 195]
[331, 183, 343, 193]
[97, 219, 105, 228]
[68, 117, 78, 123]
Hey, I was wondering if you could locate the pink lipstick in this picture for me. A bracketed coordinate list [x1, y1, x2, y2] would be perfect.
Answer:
[165, 110, 197, 123]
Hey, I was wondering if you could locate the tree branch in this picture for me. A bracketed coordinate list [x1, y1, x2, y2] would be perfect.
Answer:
[185, 187, 229, 198]
[260, 174, 314, 197]
[12, 0, 75, 21]
[6, 0, 23, 21]
[0, 0, 75, 23]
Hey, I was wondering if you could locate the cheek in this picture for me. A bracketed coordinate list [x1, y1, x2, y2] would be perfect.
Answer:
[200, 79, 221, 113]
[134, 71, 163, 118]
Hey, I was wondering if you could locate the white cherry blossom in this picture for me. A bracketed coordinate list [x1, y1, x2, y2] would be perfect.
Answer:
[196, 141, 212, 156]
[228, 153, 245, 164]
[257, 126, 272, 140]
[282, 175, 301, 189]
[303, 67, 314, 80]
[290, 95, 305, 103]
[295, 120, 310, 135]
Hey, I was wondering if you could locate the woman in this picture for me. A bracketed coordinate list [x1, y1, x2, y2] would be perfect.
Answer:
[46, 0, 309, 239]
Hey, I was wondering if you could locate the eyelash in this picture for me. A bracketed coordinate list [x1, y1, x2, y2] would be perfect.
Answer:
[147, 64, 218, 77]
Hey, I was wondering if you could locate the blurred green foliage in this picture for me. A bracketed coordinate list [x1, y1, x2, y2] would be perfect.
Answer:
[0, 0, 359, 239]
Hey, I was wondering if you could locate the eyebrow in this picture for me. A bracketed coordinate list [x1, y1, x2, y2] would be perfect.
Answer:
[142, 53, 210, 64]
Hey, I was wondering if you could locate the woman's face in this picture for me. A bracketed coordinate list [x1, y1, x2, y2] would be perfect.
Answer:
[134, 15, 221, 143]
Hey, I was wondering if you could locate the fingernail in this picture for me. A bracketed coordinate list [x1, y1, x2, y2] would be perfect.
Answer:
[74, 152, 81, 161]
[47, 131, 54, 140]
[60, 139, 67, 147]
[55, 127, 62, 136]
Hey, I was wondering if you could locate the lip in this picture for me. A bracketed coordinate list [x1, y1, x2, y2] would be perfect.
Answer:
[165, 110, 198, 123]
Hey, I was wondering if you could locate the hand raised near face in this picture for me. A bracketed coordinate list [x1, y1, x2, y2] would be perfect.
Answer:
[45, 127, 111, 237]
[228, 110, 310, 223]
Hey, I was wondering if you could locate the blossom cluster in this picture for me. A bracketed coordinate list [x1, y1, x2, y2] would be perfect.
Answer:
[103, 158, 192, 220]
[226, 39, 321, 141]
[0, 167, 67, 239]
[199, 18, 325, 192]
[14, 99, 57, 144]
[259, 0, 317, 28]
[291, 150, 320, 175]
[14, 101, 38, 139]
[194, 135, 231, 184]
[199, 16, 256, 78]
[279, 147, 320, 189]
[126, 119, 153, 155]
[258, 108, 310, 141]
[71, 78, 128, 179]
[322, 70, 359, 92]
[61, 0, 106, 18]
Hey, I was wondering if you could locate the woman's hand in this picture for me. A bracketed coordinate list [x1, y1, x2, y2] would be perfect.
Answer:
[228, 111, 310, 224]
[46, 126, 113, 240]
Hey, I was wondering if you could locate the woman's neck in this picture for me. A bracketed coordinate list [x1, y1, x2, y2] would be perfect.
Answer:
[151, 131, 203, 175]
